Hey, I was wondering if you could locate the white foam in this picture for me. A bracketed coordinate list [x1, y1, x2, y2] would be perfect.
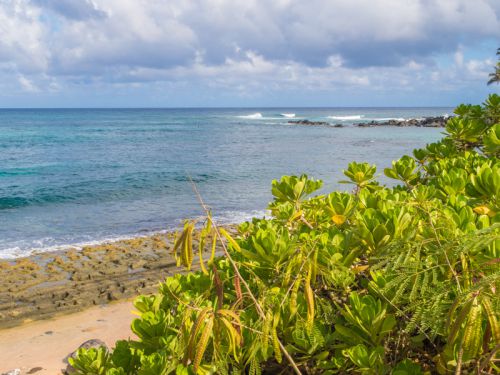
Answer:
[237, 113, 263, 119]
[0, 209, 271, 259]
[0, 234, 156, 259]
[327, 115, 364, 121]
[281, 113, 296, 118]
[375, 117, 406, 121]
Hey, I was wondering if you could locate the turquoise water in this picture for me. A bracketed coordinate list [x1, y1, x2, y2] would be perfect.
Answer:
[0, 108, 449, 258]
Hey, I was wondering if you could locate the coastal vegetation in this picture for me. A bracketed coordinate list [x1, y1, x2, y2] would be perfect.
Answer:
[487, 48, 500, 85]
[71, 95, 499, 374]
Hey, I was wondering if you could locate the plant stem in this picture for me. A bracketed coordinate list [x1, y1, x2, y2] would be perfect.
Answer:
[189, 176, 303, 375]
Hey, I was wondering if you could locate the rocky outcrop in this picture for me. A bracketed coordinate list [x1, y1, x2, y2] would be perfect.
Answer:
[288, 116, 450, 128]
[355, 116, 449, 128]
[288, 120, 331, 126]
[0, 227, 236, 329]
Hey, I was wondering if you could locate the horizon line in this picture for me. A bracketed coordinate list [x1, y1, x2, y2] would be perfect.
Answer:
[0, 105, 456, 110]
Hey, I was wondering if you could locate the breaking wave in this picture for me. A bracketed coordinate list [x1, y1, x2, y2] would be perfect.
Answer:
[237, 113, 263, 119]
[375, 117, 406, 122]
[327, 115, 364, 121]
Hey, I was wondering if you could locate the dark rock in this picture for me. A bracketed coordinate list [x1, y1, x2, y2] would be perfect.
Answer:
[63, 339, 108, 374]
[288, 120, 331, 126]
[27, 368, 44, 374]
[333, 124, 344, 128]
[354, 116, 449, 128]
[107, 291, 117, 301]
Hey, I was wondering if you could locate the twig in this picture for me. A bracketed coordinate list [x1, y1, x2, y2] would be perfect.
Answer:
[300, 216, 313, 229]
[188, 176, 303, 375]
[478, 343, 500, 374]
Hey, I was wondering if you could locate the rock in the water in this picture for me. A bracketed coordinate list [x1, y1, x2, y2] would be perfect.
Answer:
[64, 339, 108, 374]
[354, 116, 449, 128]
[288, 119, 331, 126]
[289, 116, 449, 128]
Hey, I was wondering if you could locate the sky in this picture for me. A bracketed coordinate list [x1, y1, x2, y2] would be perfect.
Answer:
[0, 0, 499, 108]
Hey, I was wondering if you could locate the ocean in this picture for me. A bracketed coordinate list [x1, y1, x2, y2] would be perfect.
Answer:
[0, 107, 451, 258]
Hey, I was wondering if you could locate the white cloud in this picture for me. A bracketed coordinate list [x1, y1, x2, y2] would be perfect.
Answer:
[18, 75, 39, 92]
[0, 1, 48, 71]
[465, 58, 495, 79]
[0, 0, 498, 104]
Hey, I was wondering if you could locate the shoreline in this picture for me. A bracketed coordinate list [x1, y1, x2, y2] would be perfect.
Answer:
[0, 209, 267, 260]
[0, 227, 232, 330]
[0, 228, 179, 261]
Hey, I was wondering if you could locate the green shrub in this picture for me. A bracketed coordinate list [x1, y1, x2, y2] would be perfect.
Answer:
[73, 94, 500, 374]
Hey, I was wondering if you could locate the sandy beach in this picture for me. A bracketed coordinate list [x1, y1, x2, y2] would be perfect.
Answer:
[0, 300, 136, 374]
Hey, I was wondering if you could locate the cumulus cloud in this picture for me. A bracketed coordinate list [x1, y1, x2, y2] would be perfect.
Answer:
[18, 74, 39, 92]
[47, 0, 498, 70]
[0, 1, 48, 71]
[0, 0, 498, 105]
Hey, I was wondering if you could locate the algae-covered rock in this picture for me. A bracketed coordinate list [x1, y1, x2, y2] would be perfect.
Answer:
[0, 225, 229, 328]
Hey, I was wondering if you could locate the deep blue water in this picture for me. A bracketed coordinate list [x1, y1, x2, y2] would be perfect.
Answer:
[0, 107, 450, 258]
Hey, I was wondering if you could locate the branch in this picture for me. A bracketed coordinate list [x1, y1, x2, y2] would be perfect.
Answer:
[188, 176, 303, 375]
